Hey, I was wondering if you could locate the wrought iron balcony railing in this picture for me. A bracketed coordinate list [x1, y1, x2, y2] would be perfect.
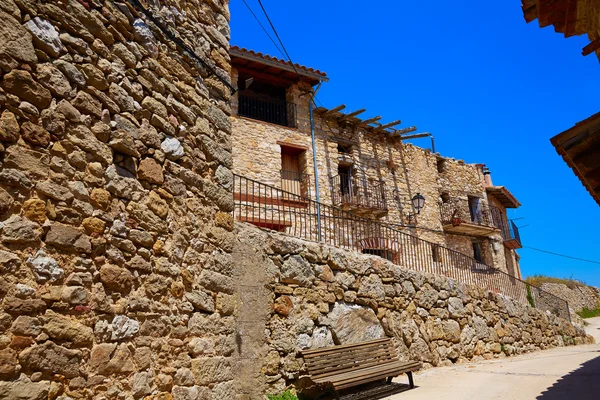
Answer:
[330, 174, 388, 215]
[501, 219, 522, 249]
[440, 199, 503, 235]
[237, 93, 297, 128]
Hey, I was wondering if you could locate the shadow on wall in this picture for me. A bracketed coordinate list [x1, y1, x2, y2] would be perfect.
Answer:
[537, 353, 600, 399]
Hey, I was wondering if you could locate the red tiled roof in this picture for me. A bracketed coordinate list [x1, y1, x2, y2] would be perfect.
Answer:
[230, 46, 328, 79]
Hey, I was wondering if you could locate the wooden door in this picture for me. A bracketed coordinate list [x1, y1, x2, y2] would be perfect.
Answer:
[468, 197, 481, 223]
[281, 150, 301, 196]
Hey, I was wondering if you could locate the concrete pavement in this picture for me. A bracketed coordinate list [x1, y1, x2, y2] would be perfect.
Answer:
[390, 317, 600, 400]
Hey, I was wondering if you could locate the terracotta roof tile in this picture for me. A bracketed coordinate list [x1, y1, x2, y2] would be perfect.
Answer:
[230, 46, 328, 78]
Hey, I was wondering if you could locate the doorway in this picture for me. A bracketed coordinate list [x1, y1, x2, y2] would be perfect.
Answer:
[281, 146, 305, 197]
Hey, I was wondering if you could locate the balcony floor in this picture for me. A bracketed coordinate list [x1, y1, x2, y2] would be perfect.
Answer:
[503, 238, 523, 250]
[339, 202, 388, 217]
[442, 222, 500, 236]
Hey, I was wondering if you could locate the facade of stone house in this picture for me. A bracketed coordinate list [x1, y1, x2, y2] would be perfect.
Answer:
[229, 46, 523, 280]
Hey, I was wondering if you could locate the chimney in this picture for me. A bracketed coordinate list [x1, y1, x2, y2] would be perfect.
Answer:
[482, 166, 493, 187]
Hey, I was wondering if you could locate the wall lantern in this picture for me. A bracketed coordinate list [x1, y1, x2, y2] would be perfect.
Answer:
[411, 193, 425, 214]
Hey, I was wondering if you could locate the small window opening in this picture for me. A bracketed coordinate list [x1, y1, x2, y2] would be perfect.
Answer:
[338, 143, 353, 155]
[472, 242, 483, 263]
[437, 158, 447, 173]
[362, 248, 394, 262]
[431, 244, 441, 262]
[440, 192, 450, 203]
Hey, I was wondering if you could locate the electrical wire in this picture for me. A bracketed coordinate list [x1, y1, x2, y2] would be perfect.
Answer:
[522, 246, 600, 265]
[124, 0, 236, 94]
[256, 0, 301, 77]
[241, 0, 286, 59]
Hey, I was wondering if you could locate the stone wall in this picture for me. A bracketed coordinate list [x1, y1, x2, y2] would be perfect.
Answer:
[540, 283, 600, 315]
[234, 222, 592, 396]
[0, 1, 237, 399]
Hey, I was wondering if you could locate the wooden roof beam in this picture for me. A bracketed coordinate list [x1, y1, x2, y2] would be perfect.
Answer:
[399, 133, 430, 140]
[375, 120, 402, 131]
[360, 116, 382, 125]
[322, 104, 346, 117]
[389, 126, 417, 137]
[339, 109, 366, 121]
[582, 39, 600, 56]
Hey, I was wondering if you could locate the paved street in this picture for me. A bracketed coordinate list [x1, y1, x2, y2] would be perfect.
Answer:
[390, 317, 600, 400]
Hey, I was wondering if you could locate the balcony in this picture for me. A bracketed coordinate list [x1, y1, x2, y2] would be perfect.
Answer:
[330, 174, 388, 216]
[440, 199, 502, 236]
[501, 219, 522, 249]
[237, 93, 297, 128]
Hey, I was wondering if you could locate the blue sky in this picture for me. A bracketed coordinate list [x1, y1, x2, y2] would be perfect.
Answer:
[230, 1, 600, 286]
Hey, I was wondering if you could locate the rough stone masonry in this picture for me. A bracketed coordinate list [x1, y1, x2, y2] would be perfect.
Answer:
[233, 222, 593, 397]
[0, 0, 237, 399]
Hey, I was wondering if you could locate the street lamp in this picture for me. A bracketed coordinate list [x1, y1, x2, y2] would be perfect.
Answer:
[411, 193, 425, 214]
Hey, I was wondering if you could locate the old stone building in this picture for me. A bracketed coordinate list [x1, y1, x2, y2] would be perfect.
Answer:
[229, 47, 523, 283]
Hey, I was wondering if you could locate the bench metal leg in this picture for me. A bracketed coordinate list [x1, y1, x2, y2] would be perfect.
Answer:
[387, 377, 393, 384]
[334, 390, 340, 400]
[316, 388, 338, 400]
[407, 371, 414, 389]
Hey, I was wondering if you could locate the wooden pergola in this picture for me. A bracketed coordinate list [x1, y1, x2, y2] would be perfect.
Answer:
[313, 104, 429, 142]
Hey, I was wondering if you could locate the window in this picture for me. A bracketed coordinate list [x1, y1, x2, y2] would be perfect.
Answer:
[337, 143, 353, 155]
[431, 244, 441, 262]
[362, 248, 394, 262]
[440, 192, 450, 203]
[437, 158, 447, 173]
[472, 242, 483, 263]
[237, 76, 296, 127]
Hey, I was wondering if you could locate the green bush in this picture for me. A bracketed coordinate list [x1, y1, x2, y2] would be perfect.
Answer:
[524, 274, 586, 289]
[267, 390, 298, 400]
[526, 284, 535, 308]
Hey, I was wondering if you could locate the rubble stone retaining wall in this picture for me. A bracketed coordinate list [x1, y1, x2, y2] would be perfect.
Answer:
[0, 0, 236, 399]
[540, 283, 600, 315]
[234, 222, 593, 396]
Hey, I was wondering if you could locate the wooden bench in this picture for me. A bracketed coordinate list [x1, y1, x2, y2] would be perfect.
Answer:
[300, 338, 422, 399]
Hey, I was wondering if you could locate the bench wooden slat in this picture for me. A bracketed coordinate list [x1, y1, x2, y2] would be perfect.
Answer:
[315, 361, 422, 384]
[316, 361, 422, 391]
[331, 365, 420, 391]
[308, 353, 399, 378]
[306, 347, 397, 373]
[299, 338, 422, 395]
[302, 338, 390, 356]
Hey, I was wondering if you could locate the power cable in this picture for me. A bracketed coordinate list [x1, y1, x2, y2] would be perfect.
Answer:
[241, 0, 286, 59]
[124, 0, 236, 94]
[256, 0, 301, 77]
[522, 246, 600, 265]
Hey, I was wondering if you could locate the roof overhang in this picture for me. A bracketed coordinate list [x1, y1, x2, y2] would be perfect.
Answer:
[485, 186, 521, 208]
[230, 46, 328, 87]
[550, 112, 600, 206]
[521, 0, 600, 60]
